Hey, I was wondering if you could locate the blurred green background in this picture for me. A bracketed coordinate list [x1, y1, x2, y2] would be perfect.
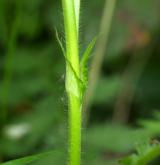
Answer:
[0, 0, 160, 164]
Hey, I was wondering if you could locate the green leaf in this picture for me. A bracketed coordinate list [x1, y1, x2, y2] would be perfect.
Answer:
[120, 141, 160, 165]
[55, 29, 86, 99]
[55, 31, 96, 99]
[65, 58, 85, 99]
[55, 28, 66, 56]
[55, 28, 80, 84]
[0, 151, 63, 165]
[80, 37, 97, 88]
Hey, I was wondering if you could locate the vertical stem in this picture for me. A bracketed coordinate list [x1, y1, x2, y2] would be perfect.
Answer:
[1, 0, 21, 125]
[68, 95, 81, 165]
[113, 50, 151, 124]
[74, 0, 80, 32]
[62, 0, 81, 165]
[62, 0, 79, 72]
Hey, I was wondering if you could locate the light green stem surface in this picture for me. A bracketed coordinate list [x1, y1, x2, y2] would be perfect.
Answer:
[62, 0, 81, 165]
[68, 95, 81, 165]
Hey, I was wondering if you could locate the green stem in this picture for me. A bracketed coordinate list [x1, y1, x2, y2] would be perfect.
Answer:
[68, 95, 81, 165]
[113, 50, 151, 124]
[1, 0, 21, 125]
[62, 0, 81, 165]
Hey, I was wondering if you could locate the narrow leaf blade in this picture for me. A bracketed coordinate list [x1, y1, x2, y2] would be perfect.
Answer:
[80, 37, 97, 90]
[0, 151, 62, 165]
[55, 28, 66, 56]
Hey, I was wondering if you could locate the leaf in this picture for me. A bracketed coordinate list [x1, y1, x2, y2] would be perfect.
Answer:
[120, 141, 160, 165]
[55, 31, 96, 99]
[55, 28, 66, 56]
[85, 123, 149, 153]
[55, 28, 80, 83]
[139, 111, 160, 136]
[80, 37, 97, 89]
[65, 58, 85, 99]
[0, 150, 63, 165]
[55, 29, 86, 99]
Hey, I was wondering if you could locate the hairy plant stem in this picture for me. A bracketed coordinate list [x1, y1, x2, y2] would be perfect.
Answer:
[62, 0, 81, 165]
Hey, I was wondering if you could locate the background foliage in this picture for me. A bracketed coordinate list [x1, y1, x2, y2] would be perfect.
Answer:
[0, 0, 160, 164]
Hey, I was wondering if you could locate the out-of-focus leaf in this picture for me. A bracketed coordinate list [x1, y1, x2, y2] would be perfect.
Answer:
[120, 142, 160, 165]
[85, 123, 150, 152]
[93, 76, 121, 104]
[0, 150, 64, 165]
